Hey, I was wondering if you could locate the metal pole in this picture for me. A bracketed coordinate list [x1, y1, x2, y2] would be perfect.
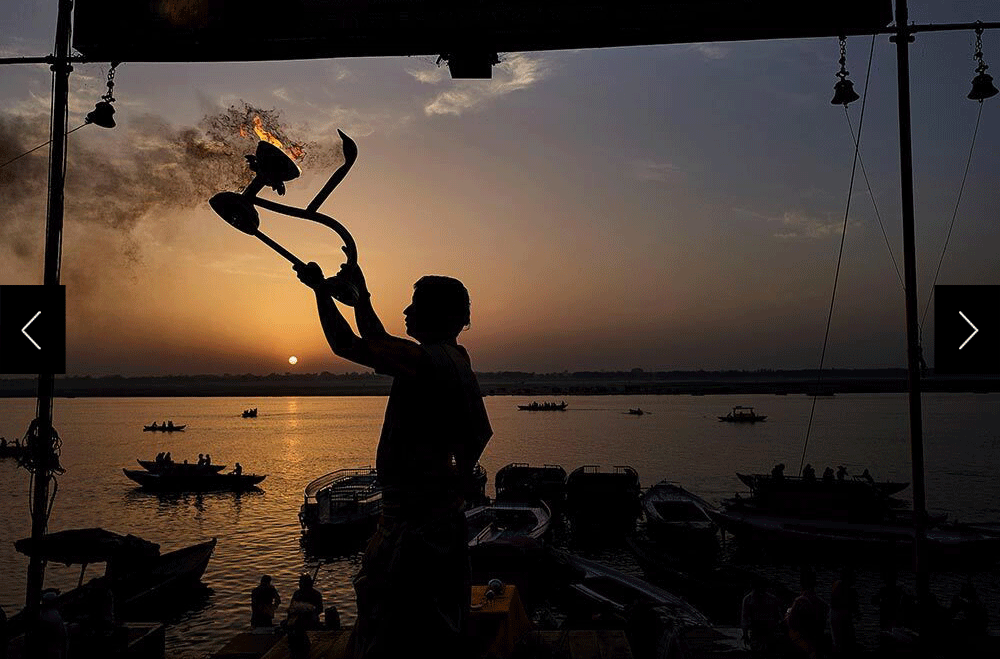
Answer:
[26, 0, 73, 616]
[891, 0, 929, 627]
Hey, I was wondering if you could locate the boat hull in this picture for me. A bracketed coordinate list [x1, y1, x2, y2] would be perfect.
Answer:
[123, 468, 265, 492]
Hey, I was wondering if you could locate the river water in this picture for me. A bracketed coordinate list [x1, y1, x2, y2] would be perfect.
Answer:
[1, 393, 998, 656]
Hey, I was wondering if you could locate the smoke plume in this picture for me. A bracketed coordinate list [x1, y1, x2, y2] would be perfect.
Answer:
[0, 102, 345, 271]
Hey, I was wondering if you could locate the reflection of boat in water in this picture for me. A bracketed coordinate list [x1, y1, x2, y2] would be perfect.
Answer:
[137, 459, 226, 474]
[517, 401, 568, 411]
[123, 468, 265, 492]
[7, 528, 215, 637]
[299, 467, 382, 539]
[241, 408, 258, 418]
[641, 480, 718, 546]
[494, 463, 567, 508]
[142, 423, 185, 432]
[466, 500, 552, 547]
[565, 465, 642, 538]
[717, 406, 766, 422]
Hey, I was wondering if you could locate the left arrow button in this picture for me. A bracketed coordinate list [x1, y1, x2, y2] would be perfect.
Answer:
[22, 311, 42, 350]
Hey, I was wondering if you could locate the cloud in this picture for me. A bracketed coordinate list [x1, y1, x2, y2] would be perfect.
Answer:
[689, 43, 729, 60]
[407, 68, 445, 85]
[273, 88, 293, 103]
[423, 53, 550, 116]
[632, 159, 680, 183]
[770, 211, 845, 240]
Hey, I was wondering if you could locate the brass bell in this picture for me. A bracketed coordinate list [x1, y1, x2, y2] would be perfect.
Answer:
[831, 79, 860, 106]
[85, 101, 116, 128]
[968, 71, 999, 101]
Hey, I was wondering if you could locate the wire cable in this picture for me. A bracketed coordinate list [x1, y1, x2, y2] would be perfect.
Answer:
[0, 123, 87, 171]
[799, 34, 876, 477]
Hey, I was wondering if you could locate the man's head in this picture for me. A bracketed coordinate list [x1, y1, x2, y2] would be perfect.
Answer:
[299, 574, 313, 590]
[260, 575, 272, 586]
[404, 276, 471, 343]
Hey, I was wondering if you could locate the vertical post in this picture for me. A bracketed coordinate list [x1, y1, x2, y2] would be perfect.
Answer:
[892, 0, 929, 624]
[26, 0, 73, 615]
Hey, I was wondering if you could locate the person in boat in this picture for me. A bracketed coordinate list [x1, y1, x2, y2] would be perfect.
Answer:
[836, 465, 848, 481]
[861, 468, 875, 485]
[197, 453, 205, 466]
[802, 464, 816, 482]
[0, 437, 6, 449]
[233, 462, 243, 476]
[155, 452, 163, 465]
[166, 420, 174, 429]
[741, 576, 785, 652]
[149, 422, 158, 430]
[296, 260, 492, 659]
[771, 463, 786, 481]
[823, 466, 835, 484]
[205, 453, 212, 466]
[164, 451, 172, 464]
[251, 575, 281, 628]
[786, 568, 829, 659]
[830, 567, 859, 655]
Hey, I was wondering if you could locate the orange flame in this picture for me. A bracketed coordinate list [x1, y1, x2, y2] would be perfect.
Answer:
[248, 115, 304, 160]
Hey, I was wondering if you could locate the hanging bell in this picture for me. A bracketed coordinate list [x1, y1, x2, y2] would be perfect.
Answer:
[85, 100, 116, 128]
[968, 71, 999, 101]
[831, 78, 860, 106]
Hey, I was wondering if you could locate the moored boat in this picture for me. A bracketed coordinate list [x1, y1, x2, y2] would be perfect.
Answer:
[123, 468, 265, 492]
[7, 528, 215, 636]
[0, 441, 26, 459]
[299, 467, 382, 539]
[565, 465, 642, 539]
[641, 480, 718, 546]
[466, 500, 552, 547]
[734, 471, 908, 520]
[717, 405, 766, 422]
[494, 463, 567, 508]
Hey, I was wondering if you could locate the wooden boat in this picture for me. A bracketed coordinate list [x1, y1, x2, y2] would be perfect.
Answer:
[466, 500, 552, 547]
[734, 472, 908, 520]
[7, 528, 215, 635]
[123, 468, 265, 492]
[137, 459, 225, 474]
[707, 503, 1000, 570]
[517, 401, 568, 411]
[737, 471, 909, 496]
[626, 408, 646, 415]
[717, 405, 766, 422]
[299, 467, 382, 539]
[241, 408, 258, 418]
[641, 480, 718, 546]
[142, 423, 186, 432]
[565, 465, 642, 538]
[494, 463, 567, 507]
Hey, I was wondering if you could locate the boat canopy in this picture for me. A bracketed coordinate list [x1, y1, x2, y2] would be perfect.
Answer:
[14, 528, 160, 565]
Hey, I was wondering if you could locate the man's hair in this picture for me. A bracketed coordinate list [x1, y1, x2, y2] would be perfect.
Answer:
[414, 275, 471, 337]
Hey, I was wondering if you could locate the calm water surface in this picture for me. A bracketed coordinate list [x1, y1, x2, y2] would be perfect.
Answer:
[1, 393, 998, 656]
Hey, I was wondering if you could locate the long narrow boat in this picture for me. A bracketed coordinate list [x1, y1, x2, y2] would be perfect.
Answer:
[123, 468, 265, 492]
[7, 529, 215, 636]
[142, 424, 186, 432]
[737, 471, 909, 496]
[517, 402, 568, 411]
[137, 459, 226, 473]
[466, 500, 552, 547]
[641, 480, 718, 546]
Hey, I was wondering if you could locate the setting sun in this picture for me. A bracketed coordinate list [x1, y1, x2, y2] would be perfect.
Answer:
[288, 356, 298, 365]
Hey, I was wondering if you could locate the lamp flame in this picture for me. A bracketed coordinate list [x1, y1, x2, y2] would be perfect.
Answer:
[248, 115, 304, 160]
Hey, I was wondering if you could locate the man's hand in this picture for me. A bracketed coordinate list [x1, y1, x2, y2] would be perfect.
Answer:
[336, 247, 369, 300]
[294, 261, 326, 290]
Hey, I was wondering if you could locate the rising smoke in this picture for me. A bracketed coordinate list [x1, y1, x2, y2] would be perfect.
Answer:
[0, 102, 345, 273]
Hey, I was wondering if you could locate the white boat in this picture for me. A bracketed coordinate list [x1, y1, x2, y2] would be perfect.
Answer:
[465, 500, 552, 547]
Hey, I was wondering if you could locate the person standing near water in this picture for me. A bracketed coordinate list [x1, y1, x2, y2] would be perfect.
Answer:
[296, 259, 492, 659]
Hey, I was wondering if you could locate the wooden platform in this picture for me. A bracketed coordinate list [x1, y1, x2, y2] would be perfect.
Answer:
[211, 630, 284, 659]
[259, 630, 351, 659]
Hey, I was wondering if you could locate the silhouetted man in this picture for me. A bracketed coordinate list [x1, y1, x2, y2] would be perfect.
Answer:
[251, 575, 281, 628]
[296, 260, 492, 659]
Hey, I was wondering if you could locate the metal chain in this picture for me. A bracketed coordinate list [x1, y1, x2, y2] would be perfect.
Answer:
[102, 61, 119, 102]
[837, 36, 849, 80]
[974, 25, 988, 75]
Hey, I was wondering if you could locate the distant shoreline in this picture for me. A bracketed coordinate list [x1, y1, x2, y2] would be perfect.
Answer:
[0, 370, 996, 397]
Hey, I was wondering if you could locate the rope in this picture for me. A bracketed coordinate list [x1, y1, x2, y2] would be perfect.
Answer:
[0, 123, 87, 171]
[843, 114, 905, 291]
[918, 101, 984, 332]
[799, 34, 875, 477]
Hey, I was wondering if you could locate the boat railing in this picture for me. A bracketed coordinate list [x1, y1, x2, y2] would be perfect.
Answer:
[303, 467, 376, 501]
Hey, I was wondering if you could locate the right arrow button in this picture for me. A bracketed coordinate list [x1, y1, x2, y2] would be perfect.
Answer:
[958, 311, 978, 350]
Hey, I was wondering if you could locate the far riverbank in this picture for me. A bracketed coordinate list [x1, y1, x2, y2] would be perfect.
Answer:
[0, 369, 996, 397]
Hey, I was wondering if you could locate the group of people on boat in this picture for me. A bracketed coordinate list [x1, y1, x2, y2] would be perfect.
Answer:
[197, 454, 213, 467]
[154, 452, 173, 465]
[774, 463, 875, 485]
[741, 566, 990, 656]
[148, 421, 177, 430]
[523, 401, 566, 410]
